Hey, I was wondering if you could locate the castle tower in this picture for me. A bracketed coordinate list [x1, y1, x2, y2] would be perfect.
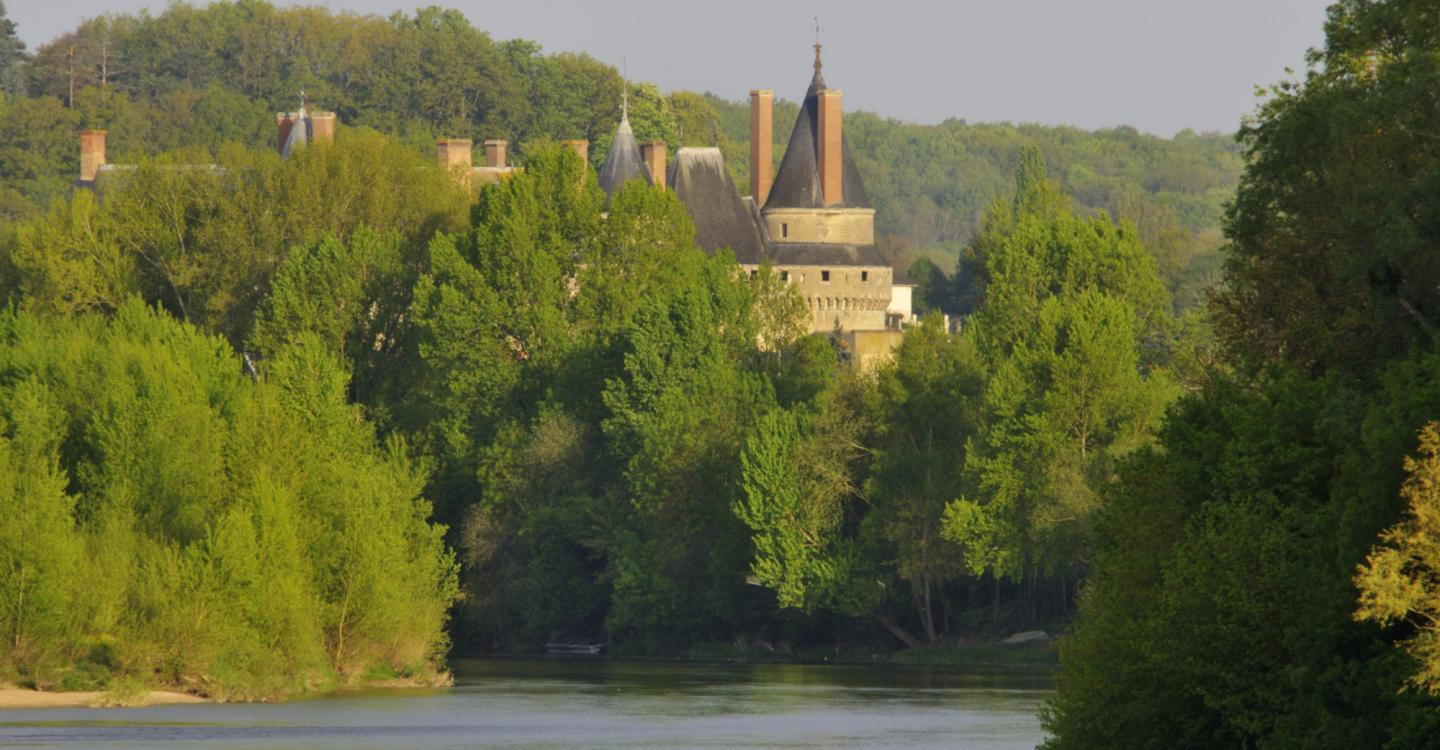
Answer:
[759, 41, 891, 335]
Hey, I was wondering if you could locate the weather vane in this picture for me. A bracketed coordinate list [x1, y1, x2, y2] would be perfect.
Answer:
[813, 17, 823, 71]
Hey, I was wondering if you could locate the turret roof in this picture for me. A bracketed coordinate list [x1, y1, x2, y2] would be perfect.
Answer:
[763, 65, 871, 211]
[597, 116, 650, 197]
[668, 147, 766, 264]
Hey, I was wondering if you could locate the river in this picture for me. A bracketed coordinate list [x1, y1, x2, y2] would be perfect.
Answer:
[0, 658, 1052, 749]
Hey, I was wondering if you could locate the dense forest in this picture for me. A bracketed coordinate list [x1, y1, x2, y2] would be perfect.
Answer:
[3, 2, 1440, 744]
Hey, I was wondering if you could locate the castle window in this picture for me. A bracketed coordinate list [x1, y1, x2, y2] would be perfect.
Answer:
[781, 223, 789, 239]
[749, 269, 757, 280]
[861, 271, 869, 282]
[821, 270, 831, 283]
[780, 271, 789, 282]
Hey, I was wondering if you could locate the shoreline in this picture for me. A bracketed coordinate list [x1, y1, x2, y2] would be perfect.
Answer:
[0, 672, 450, 710]
[0, 687, 207, 709]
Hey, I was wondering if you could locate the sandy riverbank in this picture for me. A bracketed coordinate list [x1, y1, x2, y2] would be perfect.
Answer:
[0, 687, 206, 709]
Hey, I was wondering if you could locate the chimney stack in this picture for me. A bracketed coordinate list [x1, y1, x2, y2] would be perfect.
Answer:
[483, 139, 507, 168]
[562, 140, 589, 163]
[310, 112, 336, 143]
[749, 89, 773, 204]
[80, 130, 107, 182]
[436, 138, 473, 187]
[817, 90, 843, 206]
[640, 140, 666, 189]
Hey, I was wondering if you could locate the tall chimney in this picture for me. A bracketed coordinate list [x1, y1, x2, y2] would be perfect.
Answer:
[483, 139, 507, 168]
[640, 140, 666, 189]
[436, 138, 473, 187]
[562, 140, 589, 163]
[79, 130, 107, 182]
[310, 112, 336, 143]
[817, 89, 843, 206]
[749, 89, 773, 204]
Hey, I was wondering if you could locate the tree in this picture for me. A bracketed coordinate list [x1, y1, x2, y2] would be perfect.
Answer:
[0, 302, 457, 696]
[868, 315, 987, 642]
[0, 383, 81, 678]
[1213, 0, 1440, 376]
[944, 153, 1177, 621]
[249, 228, 417, 406]
[1357, 421, 1440, 694]
[0, 2, 26, 97]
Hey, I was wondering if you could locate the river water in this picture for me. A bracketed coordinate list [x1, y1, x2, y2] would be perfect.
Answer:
[0, 658, 1052, 749]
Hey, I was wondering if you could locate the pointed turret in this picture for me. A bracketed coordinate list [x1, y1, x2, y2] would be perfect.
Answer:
[597, 92, 651, 197]
[763, 43, 870, 210]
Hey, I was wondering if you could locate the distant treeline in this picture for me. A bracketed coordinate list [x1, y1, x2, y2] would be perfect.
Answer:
[0, 0, 1239, 310]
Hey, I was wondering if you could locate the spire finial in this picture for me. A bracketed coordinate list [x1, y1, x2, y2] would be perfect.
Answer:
[299, 88, 307, 112]
[621, 57, 629, 121]
[813, 17, 823, 72]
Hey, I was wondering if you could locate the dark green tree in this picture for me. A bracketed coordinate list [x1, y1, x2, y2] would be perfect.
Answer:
[0, 2, 24, 97]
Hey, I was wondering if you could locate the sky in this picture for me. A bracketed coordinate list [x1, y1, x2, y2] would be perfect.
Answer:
[7, 0, 1335, 136]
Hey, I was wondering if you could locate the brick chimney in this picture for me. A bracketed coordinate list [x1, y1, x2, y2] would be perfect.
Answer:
[749, 89, 773, 204]
[79, 130, 107, 182]
[436, 138, 473, 186]
[562, 140, 589, 163]
[640, 140, 666, 189]
[483, 139, 507, 168]
[310, 112, 336, 143]
[817, 90, 843, 206]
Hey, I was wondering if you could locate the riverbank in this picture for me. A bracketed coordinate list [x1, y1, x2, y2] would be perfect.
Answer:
[0, 672, 450, 710]
[0, 684, 207, 709]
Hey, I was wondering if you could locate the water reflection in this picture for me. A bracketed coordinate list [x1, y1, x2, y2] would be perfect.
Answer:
[0, 658, 1052, 749]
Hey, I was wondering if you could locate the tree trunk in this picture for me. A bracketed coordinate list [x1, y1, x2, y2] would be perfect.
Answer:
[919, 575, 936, 644]
[991, 573, 1000, 630]
[873, 613, 922, 649]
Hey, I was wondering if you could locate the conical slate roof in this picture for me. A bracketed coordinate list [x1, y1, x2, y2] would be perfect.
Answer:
[763, 68, 871, 210]
[281, 106, 310, 158]
[668, 147, 766, 264]
[598, 116, 650, 197]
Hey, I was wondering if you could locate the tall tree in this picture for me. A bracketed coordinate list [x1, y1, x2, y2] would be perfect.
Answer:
[1213, 0, 1440, 376]
[944, 153, 1176, 617]
[0, 1, 26, 96]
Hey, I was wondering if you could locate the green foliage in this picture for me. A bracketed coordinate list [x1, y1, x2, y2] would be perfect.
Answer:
[0, 2, 25, 98]
[1046, 4, 1440, 746]
[1356, 422, 1440, 694]
[2, 130, 467, 346]
[1213, 0, 1440, 375]
[599, 248, 779, 639]
[0, 302, 457, 698]
[250, 227, 418, 406]
[945, 155, 1177, 587]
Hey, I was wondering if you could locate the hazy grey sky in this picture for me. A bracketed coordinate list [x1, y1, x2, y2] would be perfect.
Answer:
[8, 0, 1334, 135]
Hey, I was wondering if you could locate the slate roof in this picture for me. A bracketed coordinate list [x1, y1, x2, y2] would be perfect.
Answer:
[763, 68, 872, 211]
[667, 147, 766, 264]
[766, 242, 886, 266]
[280, 108, 310, 158]
[597, 116, 651, 197]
